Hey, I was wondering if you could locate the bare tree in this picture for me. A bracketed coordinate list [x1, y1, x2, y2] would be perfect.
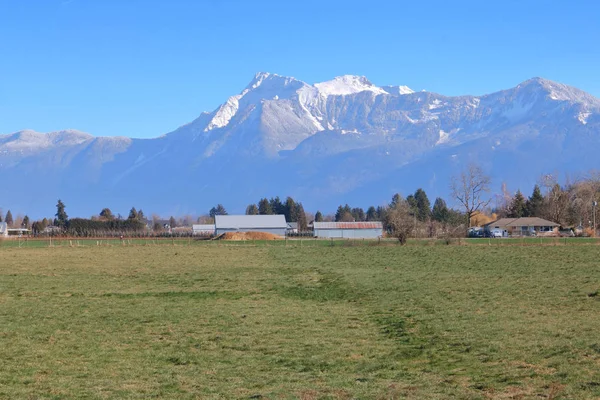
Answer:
[450, 164, 492, 228]
[384, 200, 414, 245]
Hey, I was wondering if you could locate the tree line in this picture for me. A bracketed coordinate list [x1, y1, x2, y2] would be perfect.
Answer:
[244, 197, 308, 231]
[3, 165, 599, 238]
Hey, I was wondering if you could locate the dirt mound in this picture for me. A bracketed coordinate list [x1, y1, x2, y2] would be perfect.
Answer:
[221, 231, 283, 241]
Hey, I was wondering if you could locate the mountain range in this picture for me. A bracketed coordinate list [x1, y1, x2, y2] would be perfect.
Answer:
[1, 72, 599, 218]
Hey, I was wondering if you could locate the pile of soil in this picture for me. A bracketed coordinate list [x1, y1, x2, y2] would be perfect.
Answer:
[221, 231, 282, 241]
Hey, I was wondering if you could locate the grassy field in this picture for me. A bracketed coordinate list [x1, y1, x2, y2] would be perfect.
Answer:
[0, 245, 599, 399]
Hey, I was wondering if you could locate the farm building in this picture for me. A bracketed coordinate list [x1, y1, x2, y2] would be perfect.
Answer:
[192, 224, 215, 236]
[7, 228, 30, 237]
[484, 217, 559, 237]
[287, 222, 298, 234]
[313, 222, 383, 239]
[214, 215, 287, 236]
[0, 224, 30, 237]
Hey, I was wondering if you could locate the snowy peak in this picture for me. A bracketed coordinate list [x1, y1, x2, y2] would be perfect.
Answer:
[515, 77, 600, 105]
[382, 85, 415, 96]
[314, 75, 388, 96]
[245, 72, 295, 91]
[205, 96, 241, 131]
[204, 72, 308, 132]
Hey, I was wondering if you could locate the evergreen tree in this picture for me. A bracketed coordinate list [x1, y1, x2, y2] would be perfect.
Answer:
[55, 200, 68, 228]
[406, 194, 417, 213]
[209, 204, 228, 218]
[376, 206, 388, 222]
[366, 206, 379, 221]
[245, 204, 259, 215]
[169, 216, 176, 228]
[296, 203, 307, 231]
[351, 207, 365, 221]
[5, 210, 13, 227]
[390, 193, 403, 209]
[335, 204, 353, 222]
[431, 198, 450, 223]
[508, 190, 527, 218]
[526, 185, 544, 217]
[414, 188, 431, 222]
[128, 207, 139, 220]
[284, 197, 297, 221]
[314, 211, 323, 222]
[258, 198, 272, 215]
[100, 208, 114, 220]
[0, 212, 3, 222]
[335, 206, 344, 222]
[22, 215, 30, 229]
[269, 197, 285, 215]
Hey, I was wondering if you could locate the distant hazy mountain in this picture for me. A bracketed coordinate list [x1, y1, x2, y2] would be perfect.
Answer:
[2, 73, 599, 217]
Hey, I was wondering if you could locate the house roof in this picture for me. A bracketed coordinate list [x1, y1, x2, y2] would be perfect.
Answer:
[215, 215, 287, 229]
[484, 217, 559, 228]
[313, 221, 383, 229]
[287, 222, 298, 229]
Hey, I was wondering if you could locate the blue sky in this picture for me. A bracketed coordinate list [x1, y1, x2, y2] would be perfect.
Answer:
[1, 0, 599, 138]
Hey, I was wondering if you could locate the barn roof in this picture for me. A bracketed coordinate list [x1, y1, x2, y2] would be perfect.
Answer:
[192, 224, 215, 231]
[215, 215, 287, 229]
[313, 221, 383, 229]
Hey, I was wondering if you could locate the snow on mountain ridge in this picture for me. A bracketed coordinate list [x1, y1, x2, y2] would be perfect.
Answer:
[314, 75, 389, 96]
[381, 85, 415, 96]
[203, 73, 416, 133]
[0, 129, 93, 149]
[204, 72, 309, 132]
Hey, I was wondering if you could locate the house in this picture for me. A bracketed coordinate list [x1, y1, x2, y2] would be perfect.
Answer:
[214, 215, 287, 236]
[192, 224, 215, 236]
[43, 225, 63, 235]
[0, 222, 7, 238]
[313, 221, 383, 239]
[287, 222, 298, 234]
[483, 217, 559, 237]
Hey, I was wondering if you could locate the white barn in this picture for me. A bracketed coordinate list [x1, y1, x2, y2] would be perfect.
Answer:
[313, 222, 383, 239]
[192, 224, 215, 236]
[0, 222, 7, 238]
[215, 215, 287, 236]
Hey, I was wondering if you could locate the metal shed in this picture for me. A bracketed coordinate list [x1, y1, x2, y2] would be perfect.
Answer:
[313, 221, 383, 239]
[192, 224, 215, 236]
[214, 215, 287, 236]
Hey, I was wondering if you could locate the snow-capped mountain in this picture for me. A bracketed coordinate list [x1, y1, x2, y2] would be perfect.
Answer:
[1, 73, 599, 217]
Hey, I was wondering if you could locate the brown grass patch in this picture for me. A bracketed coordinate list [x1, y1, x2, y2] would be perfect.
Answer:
[221, 231, 282, 240]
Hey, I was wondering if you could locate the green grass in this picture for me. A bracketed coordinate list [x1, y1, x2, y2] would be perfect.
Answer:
[1, 245, 599, 398]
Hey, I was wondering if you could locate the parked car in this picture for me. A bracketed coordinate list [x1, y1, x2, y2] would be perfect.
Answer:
[490, 229, 504, 238]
